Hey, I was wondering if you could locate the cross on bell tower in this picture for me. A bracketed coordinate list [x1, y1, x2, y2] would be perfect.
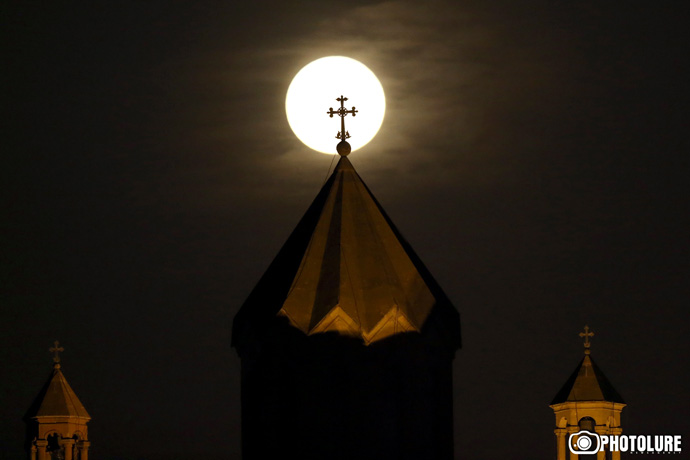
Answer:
[327, 95, 358, 156]
[49, 340, 64, 366]
[579, 325, 594, 355]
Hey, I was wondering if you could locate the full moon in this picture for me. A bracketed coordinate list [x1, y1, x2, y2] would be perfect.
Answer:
[286, 56, 386, 154]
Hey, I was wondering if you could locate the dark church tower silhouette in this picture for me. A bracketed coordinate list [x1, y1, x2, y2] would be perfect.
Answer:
[232, 144, 462, 459]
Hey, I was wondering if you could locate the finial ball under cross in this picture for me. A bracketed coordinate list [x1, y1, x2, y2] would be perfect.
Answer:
[49, 340, 64, 366]
[579, 325, 594, 354]
[336, 141, 351, 156]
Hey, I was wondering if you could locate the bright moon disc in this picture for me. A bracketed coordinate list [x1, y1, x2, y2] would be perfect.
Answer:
[286, 56, 386, 154]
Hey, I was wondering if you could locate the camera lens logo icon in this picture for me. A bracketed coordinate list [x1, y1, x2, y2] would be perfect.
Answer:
[569, 430, 600, 455]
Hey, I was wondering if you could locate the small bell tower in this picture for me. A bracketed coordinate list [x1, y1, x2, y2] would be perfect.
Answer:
[25, 341, 91, 460]
[550, 326, 626, 460]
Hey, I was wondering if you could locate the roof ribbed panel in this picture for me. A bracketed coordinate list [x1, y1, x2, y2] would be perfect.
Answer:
[278, 157, 435, 344]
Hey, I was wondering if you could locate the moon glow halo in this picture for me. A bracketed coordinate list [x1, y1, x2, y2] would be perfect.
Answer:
[285, 56, 386, 155]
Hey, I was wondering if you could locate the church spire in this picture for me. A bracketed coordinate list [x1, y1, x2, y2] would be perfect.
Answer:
[232, 93, 460, 458]
[25, 342, 91, 460]
[552, 326, 623, 404]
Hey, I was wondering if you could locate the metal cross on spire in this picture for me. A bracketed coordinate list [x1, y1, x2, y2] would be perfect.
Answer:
[49, 340, 64, 365]
[327, 95, 358, 156]
[579, 325, 594, 354]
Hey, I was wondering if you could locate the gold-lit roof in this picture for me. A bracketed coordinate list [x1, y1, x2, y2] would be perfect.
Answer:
[278, 157, 435, 344]
[233, 156, 461, 349]
[551, 354, 625, 404]
[32, 365, 91, 419]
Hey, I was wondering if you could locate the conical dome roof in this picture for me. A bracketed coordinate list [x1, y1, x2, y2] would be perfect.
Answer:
[551, 354, 625, 405]
[233, 156, 461, 351]
[29, 365, 90, 419]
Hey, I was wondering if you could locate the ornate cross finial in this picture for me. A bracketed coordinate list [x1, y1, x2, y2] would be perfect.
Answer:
[49, 340, 64, 365]
[327, 95, 358, 156]
[579, 325, 594, 354]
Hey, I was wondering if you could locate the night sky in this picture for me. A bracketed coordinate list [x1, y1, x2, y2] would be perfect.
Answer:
[2, 1, 688, 459]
